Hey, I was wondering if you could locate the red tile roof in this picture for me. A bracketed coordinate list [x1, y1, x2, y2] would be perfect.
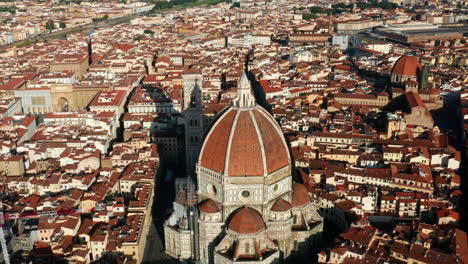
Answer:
[198, 199, 221, 213]
[392, 55, 422, 76]
[228, 207, 265, 234]
[199, 106, 290, 177]
[291, 183, 311, 207]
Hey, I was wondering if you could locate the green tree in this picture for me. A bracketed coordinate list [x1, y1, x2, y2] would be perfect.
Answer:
[45, 20, 55, 32]
[59, 22, 66, 28]
[309, 6, 325, 14]
[0, 6, 16, 14]
[2, 18, 12, 24]
[143, 29, 154, 35]
[230, 1, 240, 8]
[303, 14, 318, 20]
[133, 35, 142, 42]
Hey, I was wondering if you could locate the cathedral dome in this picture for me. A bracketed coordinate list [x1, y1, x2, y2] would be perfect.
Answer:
[291, 183, 311, 207]
[228, 207, 265, 234]
[198, 199, 221, 213]
[392, 55, 422, 77]
[199, 105, 290, 177]
[198, 72, 290, 178]
[271, 198, 292, 212]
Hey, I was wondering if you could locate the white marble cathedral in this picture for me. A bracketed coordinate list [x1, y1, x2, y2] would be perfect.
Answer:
[164, 72, 323, 264]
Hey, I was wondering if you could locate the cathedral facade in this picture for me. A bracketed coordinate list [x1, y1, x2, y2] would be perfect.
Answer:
[165, 72, 323, 263]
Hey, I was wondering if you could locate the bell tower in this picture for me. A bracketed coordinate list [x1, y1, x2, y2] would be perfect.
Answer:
[183, 70, 204, 176]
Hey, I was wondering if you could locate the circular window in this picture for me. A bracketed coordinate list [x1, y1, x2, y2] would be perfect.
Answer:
[273, 184, 279, 192]
[207, 184, 217, 196]
[241, 190, 250, 198]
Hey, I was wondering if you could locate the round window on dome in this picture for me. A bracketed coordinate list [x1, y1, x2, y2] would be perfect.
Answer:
[207, 184, 217, 196]
[241, 190, 250, 198]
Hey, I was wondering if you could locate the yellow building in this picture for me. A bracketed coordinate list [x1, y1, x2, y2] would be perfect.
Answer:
[0, 155, 25, 176]
[49, 53, 89, 79]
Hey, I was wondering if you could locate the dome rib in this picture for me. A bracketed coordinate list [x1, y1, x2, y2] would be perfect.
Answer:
[249, 109, 268, 176]
[223, 109, 241, 176]
[227, 110, 264, 176]
[253, 108, 290, 173]
[199, 108, 236, 173]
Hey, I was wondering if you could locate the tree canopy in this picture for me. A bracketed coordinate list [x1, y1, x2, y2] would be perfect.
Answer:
[45, 20, 55, 32]
[0, 6, 16, 14]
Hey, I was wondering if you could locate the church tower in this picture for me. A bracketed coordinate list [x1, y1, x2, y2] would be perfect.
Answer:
[183, 69, 204, 176]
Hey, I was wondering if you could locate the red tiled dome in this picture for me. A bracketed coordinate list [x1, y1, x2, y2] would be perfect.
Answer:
[228, 207, 265, 234]
[291, 183, 311, 207]
[392, 55, 422, 76]
[198, 199, 221, 213]
[199, 106, 290, 177]
[271, 198, 292, 212]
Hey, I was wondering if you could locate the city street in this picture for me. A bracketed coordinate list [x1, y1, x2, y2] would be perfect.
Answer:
[142, 163, 178, 264]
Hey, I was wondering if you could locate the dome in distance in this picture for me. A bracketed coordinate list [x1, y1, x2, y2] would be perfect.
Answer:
[198, 199, 221, 213]
[392, 55, 422, 77]
[291, 183, 311, 207]
[228, 207, 265, 234]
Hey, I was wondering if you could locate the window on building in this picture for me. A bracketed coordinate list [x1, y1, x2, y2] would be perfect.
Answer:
[31, 96, 46, 105]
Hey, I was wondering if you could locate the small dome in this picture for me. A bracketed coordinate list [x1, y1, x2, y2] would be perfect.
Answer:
[198, 199, 221, 213]
[392, 55, 422, 77]
[271, 198, 292, 212]
[291, 183, 311, 207]
[228, 207, 265, 234]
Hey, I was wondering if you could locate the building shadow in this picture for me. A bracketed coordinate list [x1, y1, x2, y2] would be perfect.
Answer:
[139, 73, 217, 263]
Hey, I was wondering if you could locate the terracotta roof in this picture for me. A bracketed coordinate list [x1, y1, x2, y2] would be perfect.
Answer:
[406, 91, 426, 109]
[291, 183, 311, 207]
[199, 106, 290, 177]
[198, 199, 221, 213]
[228, 207, 265, 234]
[392, 55, 422, 76]
[271, 198, 292, 212]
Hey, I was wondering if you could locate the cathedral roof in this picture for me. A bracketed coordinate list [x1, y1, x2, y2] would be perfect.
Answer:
[271, 198, 292, 212]
[198, 71, 290, 177]
[198, 106, 290, 177]
[198, 199, 221, 213]
[392, 55, 422, 76]
[228, 207, 265, 234]
[291, 183, 311, 207]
